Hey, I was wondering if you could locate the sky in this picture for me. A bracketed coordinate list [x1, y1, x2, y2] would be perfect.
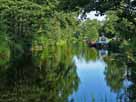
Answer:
[78, 11, 106, 21]
[87, 11, 106, 21]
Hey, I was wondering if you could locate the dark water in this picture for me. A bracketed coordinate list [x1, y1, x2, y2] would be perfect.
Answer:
[0, 44, 136, 102]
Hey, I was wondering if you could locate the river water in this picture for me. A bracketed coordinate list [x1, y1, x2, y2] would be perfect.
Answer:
[69, 56, 117, 102]
[0, 44, 135, 102]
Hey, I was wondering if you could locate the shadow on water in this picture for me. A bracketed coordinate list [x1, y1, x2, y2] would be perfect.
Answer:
[0, 45, 79, 102]
[0, 43, 136, 102]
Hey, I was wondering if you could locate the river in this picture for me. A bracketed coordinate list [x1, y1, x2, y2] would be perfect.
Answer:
[0, 44, 135, 102]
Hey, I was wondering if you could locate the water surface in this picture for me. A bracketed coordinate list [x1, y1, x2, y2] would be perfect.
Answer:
[0, 45, 135, 102]
[69, 56, 117, 102]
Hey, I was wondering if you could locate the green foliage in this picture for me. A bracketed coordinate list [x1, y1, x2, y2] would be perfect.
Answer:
[0, 32, 10, 66]
[0, 0, 47, 60]
[0, 0, 136, 102]
[101, 11, 119, 38]
[115, 18, 136, 40]
[102, 10, 136, 48]
[79, 19, 100, 41]
[33, 12, 79, 47]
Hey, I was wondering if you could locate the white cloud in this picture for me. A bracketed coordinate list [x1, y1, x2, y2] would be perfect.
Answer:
[78, 11, 106, 21]
[86, 11, 106, 21]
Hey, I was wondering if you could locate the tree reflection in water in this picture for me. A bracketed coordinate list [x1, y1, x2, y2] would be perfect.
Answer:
[0, 45, 79, 102]
[104, 47, 136, 102]
[0, 43, 136, 101]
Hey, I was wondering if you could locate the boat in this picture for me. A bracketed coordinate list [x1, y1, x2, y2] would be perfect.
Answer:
[86, 35, 109, 49]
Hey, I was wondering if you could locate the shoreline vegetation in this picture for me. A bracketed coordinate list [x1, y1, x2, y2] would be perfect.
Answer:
[0, 0, 136, 101]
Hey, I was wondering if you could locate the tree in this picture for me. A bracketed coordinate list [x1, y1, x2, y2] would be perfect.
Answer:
[0, 0, 49, 62]
[79, 19, 100, 41]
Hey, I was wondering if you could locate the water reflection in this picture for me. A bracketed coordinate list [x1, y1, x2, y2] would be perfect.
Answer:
[99, 49, 108, 59]
[69, 56, 117, 102]
[0, 45, 79, 102]
[104, 48, 136, 101]
[0, 43, 136, 102]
